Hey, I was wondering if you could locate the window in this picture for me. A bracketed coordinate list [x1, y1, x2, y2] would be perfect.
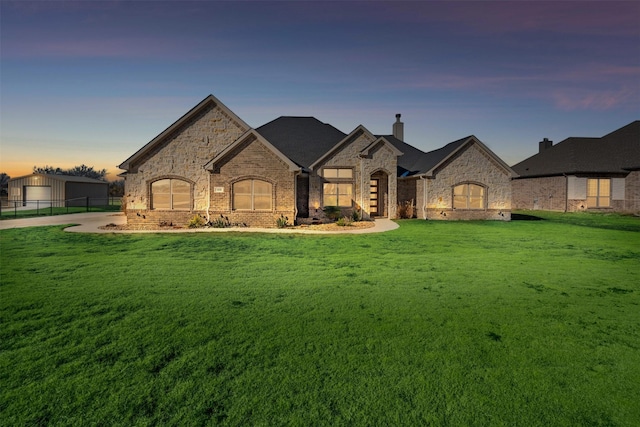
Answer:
[323, 168, 353, 179]
[453, 183, 485, 209]
[587, 178, 610, 208]
[151, 179, 190, 210]
[322, 168, 353, 207]
[323, 183, 353, 207]
[233, 179, 272, 210]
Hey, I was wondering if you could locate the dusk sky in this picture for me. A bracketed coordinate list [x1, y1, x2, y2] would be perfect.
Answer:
[1, 1, 639, 181]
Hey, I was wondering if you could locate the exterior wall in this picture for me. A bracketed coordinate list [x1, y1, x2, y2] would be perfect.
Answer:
[309, 132, 398, 220]
[512, 176, 567, 211]
[123, 102, 248, 226]
[513, 173, 639, 213]
[209, 135, 296, 228]
[424, 143, 512, 220]
[66, 182, 109, 206]
[625, 171, 640, 213]
[296, 175, 310, 218]
[8, 175, 65, 205]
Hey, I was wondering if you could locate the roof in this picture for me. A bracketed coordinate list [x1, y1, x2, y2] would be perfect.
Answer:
[512, 121, 640, 177]
[404, 136, 470, 176]
[118, 94, 250, 171]
[376, 134, 427, 175]
[256, 116, 346, 168]
[8, 173, 108, 184]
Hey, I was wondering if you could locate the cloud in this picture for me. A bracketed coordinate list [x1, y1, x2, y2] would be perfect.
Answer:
[552, 86, 639, 111]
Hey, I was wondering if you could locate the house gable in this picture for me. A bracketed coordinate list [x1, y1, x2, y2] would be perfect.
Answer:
[206, 132, 298, 227]
[424, 137, 516, 178]
[204, 130, 300, 173]
[119, 95, 250, 216]
[119, 94, 250, 173]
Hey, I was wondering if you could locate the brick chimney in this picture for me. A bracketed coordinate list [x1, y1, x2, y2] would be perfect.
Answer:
[539, 137, 552, 153]
[393, 113, 404, 141]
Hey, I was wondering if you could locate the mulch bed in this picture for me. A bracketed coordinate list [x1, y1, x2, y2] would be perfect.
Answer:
[100, 221, 375, 232]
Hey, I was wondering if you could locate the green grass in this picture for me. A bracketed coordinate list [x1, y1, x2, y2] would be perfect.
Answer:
[1, 213, 639, 425]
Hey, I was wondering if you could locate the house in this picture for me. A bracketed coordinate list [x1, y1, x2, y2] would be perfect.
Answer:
[511, 121, 640, 213]
[118, 94, 514, 227]
[7, 173, 109, 208]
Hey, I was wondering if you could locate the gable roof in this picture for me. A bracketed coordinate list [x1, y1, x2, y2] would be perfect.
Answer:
[411, 136, 515, 178]
[204, 129, 300, 172]
[376, 134, 427, 176]
[309, 125, 378, 170]
[256, 117, 346, 169]
[512, 121, 640, 177]
[118, 94, 250, 172]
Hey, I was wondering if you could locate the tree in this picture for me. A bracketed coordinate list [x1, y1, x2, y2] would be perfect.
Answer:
[33, 164, 108, 181]
[0, 173, 9, 197]
[109, 179, 124, 197]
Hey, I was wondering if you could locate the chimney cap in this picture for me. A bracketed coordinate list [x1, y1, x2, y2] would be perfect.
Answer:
[395, 113, 401, 120]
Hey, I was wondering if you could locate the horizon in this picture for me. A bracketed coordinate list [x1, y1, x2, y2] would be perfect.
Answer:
[1, 1, 638, 182]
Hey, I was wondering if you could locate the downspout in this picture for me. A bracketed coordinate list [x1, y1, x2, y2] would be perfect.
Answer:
[563, 173, 568, 213]
[422, 175, 428, 220]
[293, 170, 300, 220]
[360, 156, 364, 217]
[205, 167, 211, 222]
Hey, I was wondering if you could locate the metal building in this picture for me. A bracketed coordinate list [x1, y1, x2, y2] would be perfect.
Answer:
[7, 173, 109, 208]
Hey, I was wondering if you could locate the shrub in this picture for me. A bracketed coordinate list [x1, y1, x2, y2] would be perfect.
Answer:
[323, 206, 341, 221]
[187, 215, 206, 228]
[336, 216, 353, 227]
[276, 215, 289, 228]
[210, 215, 231, 228]
[397, 199, 415, 219]
[351, 209, 361, 222]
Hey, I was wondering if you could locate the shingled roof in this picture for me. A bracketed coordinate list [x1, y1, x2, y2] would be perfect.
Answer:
[376, 134, 427, 176]
[256, 117, 346, 168]
[512, 121, 640, 178]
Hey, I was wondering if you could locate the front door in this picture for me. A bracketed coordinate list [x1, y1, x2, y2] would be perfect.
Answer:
[370, 179, 379, 216]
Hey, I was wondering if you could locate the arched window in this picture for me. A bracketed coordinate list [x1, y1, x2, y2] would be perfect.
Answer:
[233, 179, 272, 210]
[151, 179, 191, 210]
[453, 183, 485, 209]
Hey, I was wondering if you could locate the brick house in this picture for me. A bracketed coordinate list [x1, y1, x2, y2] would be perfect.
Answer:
[511, 121, 640, 213]
[118, 94, 515, 227]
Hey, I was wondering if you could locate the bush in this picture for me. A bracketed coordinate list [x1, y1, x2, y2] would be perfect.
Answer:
[210, 215, 231, 228]
[187, 215, 207, 228]
[351, 209, 361, 222]
[336, 216, 353, 227]
[397, 199, 415, 219]
[323, 206, 341, 221]
[276, 215, 289, 228]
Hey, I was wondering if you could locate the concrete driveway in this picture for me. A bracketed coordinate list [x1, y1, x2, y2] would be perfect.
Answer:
[0, 212, 399, 234]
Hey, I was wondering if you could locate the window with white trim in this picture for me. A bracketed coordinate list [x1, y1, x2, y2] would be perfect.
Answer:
[587, 178, 610, 208]
[453, 183, 485, 209]
[233, 179, 272, 210]
[151, 179, 191, 210]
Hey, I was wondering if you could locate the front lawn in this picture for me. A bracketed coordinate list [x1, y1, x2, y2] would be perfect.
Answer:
[1, 214, 639, 425]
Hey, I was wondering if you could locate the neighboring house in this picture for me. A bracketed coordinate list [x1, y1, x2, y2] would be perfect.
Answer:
[118, 94, 515, 227]
[7, 173, 109, 207]
[511, 121, 640, 213]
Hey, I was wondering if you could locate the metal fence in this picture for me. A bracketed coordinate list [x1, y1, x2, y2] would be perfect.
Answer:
[0, 197, 122, 217]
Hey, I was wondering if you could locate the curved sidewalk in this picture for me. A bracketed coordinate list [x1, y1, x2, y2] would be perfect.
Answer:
[0, 212, 399, 234]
